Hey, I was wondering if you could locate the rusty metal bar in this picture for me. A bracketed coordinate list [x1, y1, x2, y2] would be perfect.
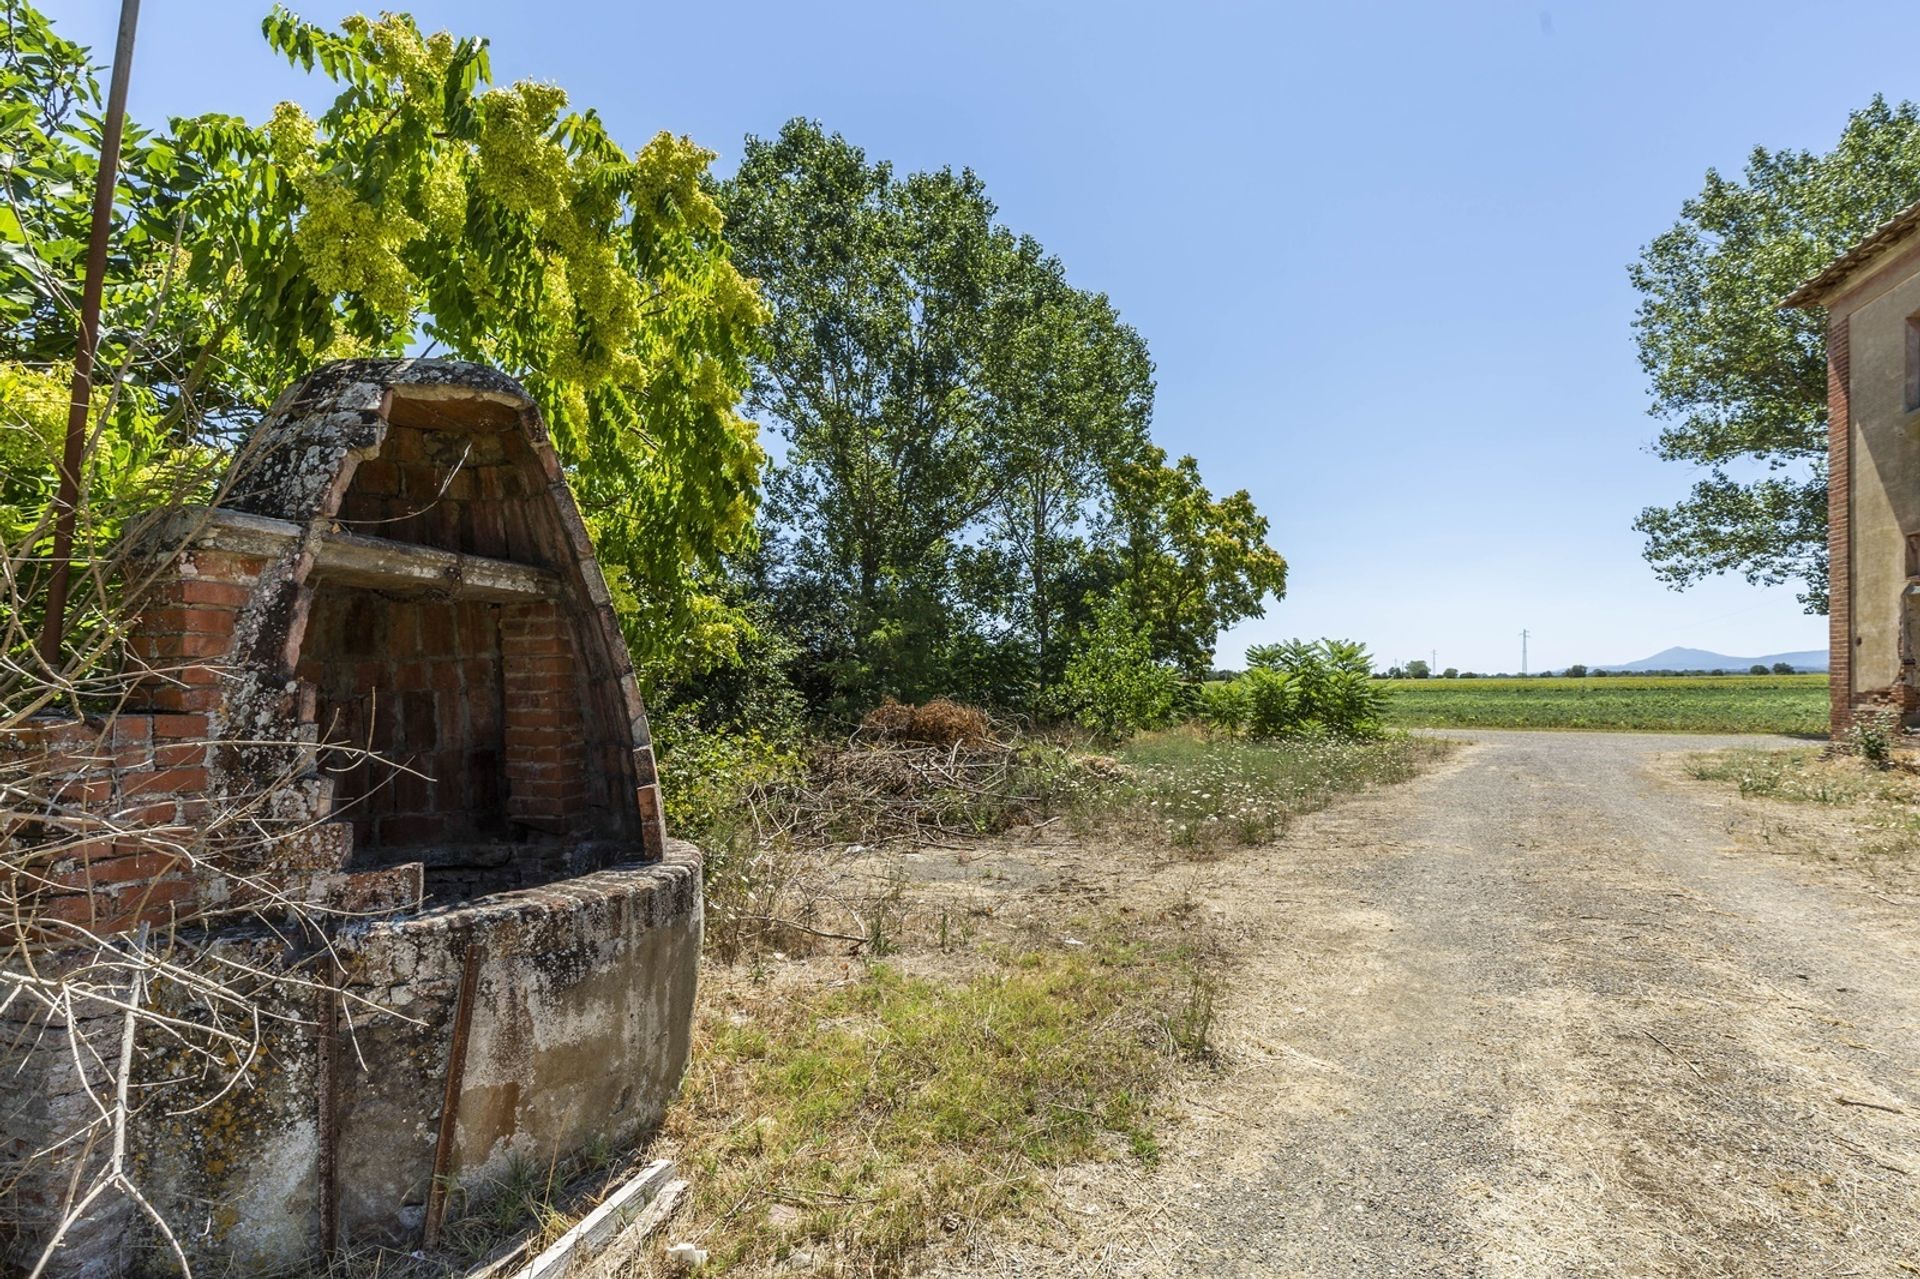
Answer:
[315, 972, 342, 1254]
[37, 0, 140, 670]
[423, 940, 484, 1247]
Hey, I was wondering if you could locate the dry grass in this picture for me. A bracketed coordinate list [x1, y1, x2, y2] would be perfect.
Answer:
[695, 736, 1083, 962]
[602, 726, 1453, 1275]
[1685, 746, 1920, 862]
[856, 698, 994, 748]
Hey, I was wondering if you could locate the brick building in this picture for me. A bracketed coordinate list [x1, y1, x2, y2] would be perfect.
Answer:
[1787, 200, 1920, 735]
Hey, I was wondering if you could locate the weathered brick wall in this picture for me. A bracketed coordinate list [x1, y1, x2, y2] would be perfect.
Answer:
[298, 589, 511, 850]
[335, 420, 540, 558]
[1829, 314, 1855, 736]
[499, 599, 596, 834]
[4, 546, 279, 939]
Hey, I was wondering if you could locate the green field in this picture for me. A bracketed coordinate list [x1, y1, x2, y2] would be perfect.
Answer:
[1379, 674, 1828, 736]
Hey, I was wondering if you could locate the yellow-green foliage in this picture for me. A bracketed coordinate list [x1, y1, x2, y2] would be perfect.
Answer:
[1383, 674, 1826, 735]
[0, 362, 64, 541]
[0, 362, 198, 546]
[157, 8, 769, 676]
[668, 940, 1186, 1273]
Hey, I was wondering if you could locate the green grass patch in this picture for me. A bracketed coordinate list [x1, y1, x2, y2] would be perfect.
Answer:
[1381, 674, 1826, 735]
[662, 934, 1206, 1274]
[1072, 726, 1453, 853]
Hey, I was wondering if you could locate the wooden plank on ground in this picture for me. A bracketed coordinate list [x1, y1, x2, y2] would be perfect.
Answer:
[496, 1159, 679, 1279]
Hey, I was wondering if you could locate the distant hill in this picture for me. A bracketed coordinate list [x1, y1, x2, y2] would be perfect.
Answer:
[1590, 646, 1827, 674]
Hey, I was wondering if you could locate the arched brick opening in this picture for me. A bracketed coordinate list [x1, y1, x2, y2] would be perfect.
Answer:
[185, 361, 666, 904]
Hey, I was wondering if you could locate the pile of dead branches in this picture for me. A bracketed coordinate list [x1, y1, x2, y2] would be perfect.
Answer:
[854, 697, 993, 748]
[705, 700, 1067, 855]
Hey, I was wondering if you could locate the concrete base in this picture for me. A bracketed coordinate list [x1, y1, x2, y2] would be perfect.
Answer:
[7, 841, 701, 1275]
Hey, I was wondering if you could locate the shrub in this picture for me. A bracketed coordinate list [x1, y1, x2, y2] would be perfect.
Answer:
[1236, 638, 1386, 738]
[1058, 595, 1178, 739]
[1847, 707, 1903, 768]
[655, 711, 805, 837]
[1198, 679, 1249, 737]
[1242, 667, 1304, 738]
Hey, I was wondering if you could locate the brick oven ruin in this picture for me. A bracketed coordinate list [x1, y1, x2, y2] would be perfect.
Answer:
[3, 359, 702, 1274]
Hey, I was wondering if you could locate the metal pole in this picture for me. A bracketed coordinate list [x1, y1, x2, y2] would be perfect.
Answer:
[424, 941, 484, 1248]
[37, 0, 141, 670]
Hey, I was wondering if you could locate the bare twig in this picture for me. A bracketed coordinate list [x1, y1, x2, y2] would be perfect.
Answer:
[1836, 1095, 1908, 1115]
[1641, 1029, 1706, 1080]
[731, 914, 871, 948]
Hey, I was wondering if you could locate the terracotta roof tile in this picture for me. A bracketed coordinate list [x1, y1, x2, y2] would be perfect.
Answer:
[1782, 197, 1920, 309]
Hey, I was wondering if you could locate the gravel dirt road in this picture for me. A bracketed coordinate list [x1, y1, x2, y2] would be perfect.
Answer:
[970, 730, 1920, 1277]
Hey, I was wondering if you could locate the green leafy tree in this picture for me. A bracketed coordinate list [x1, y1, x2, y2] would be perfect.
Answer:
[1770, 661, 1795, 674]
[1405, 659, 1430, 680]
[1630, 96, 1920, 614]
[1058, 594, 1176, 739]
[975, 252, 1155, 686]
[0, 2, 186, 377]
[720, 119, 1202, 710]
[718, 120, 1002, 703]
[0, 2, 192, 601]
[1566, 663, 1588, 678]
[1101, 450, 1288, 676]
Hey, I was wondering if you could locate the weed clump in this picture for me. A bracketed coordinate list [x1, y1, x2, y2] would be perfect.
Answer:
[1846, 707, 1904, 768]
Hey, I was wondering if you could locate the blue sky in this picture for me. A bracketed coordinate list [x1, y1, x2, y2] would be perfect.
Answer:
[49, 1, 1916, 671]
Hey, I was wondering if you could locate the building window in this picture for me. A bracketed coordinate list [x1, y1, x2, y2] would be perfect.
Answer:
[1908, 313, 1920, 412]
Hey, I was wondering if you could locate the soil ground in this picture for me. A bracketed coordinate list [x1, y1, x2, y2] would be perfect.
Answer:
[929, 730, 1920, 1277]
